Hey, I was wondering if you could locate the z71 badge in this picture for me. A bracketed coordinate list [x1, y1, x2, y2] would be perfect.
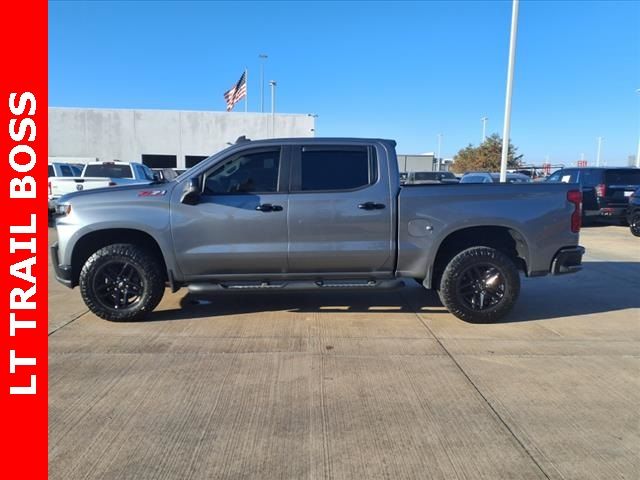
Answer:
[138, 190, 167, 197]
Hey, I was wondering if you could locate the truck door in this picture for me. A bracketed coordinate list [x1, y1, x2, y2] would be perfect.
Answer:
[171, 147, 289, 277]
[287, 145, 394, 274]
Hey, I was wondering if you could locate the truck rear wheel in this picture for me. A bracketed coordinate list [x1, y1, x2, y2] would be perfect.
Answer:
[438, 246, 520, 323]
[630, 213, 640, 237]
[79, 243, 165, 321]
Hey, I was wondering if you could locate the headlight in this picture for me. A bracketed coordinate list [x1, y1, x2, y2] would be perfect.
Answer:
[54, 203, 71, 216]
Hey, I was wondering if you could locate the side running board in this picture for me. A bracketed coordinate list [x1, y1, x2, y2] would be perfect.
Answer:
[188, 278, 404, 294]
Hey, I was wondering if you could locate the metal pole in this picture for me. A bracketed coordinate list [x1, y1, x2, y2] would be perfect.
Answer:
[244, 68, 248, 113]
[259, 54, 267, 113]
[500, 0, 519, 183]
[636, 88, 640, 167]
[436, 133, 442, 172]
[596, 136, 603, 167]
[269, 80, 277, 137]
[481, 116, 488, 143]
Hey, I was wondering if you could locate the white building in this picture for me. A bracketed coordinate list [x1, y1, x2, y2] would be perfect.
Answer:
[48, 107, 315, 169]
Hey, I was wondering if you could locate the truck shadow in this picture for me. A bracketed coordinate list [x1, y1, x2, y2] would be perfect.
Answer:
[144, 261, 640, 324]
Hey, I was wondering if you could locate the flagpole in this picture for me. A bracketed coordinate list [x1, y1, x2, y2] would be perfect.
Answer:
[244, 68, 248, 113]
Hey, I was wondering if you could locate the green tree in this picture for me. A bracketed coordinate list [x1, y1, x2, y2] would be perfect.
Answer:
[451, 134, 523, 174]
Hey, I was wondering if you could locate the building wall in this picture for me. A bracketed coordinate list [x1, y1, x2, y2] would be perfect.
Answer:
[49, 107, 315, 168]
[396, 154, 437, 173]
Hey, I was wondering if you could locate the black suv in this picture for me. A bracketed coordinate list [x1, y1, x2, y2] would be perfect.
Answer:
[547, 167, 640, 222]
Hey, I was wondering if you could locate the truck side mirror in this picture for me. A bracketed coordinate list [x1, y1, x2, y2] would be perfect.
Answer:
[181, 177, 201, 205]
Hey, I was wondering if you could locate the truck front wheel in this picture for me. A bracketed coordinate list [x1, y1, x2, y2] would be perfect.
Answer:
[79, 243, 165, 321]
[438, 246, 520, 323]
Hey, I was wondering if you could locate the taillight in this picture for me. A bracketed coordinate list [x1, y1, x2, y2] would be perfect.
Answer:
[48, 180, 52, 196]
[595, 183, 606, 197]
[567, 190, 582, 233]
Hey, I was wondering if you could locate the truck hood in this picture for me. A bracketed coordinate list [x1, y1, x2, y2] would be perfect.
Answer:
[58, 181, 177, 204]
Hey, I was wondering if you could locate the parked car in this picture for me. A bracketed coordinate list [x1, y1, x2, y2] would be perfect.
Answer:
[48, 161, 156, 211]
[460, 172, 531, 184]
[546, 167, 640, 223]
[626, 188, 640, 237]
[48, 162, 83, 211]
[406, 171, 460, 184]
[51, 137, 584, 324]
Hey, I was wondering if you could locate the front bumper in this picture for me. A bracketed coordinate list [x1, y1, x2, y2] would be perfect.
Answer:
[551, 246, 585, 275]
[50, 242, 74, 288]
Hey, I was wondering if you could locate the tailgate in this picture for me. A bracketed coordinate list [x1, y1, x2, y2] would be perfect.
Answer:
[49, 177, 113, 196]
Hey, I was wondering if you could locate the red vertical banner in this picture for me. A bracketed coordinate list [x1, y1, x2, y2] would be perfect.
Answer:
[0, 0, 48, 478]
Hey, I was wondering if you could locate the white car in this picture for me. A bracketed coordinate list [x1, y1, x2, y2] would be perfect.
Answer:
[48, 161, 156, 211]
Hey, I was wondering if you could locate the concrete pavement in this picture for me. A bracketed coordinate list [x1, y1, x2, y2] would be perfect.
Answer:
[48, 226, 640, 479]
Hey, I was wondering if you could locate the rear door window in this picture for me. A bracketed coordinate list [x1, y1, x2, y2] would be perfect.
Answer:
[580, 170, 602, 187]
[605, 170, 640, 185]
[294, 147, 373, 192]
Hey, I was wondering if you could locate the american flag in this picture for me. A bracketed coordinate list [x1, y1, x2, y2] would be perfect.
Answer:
[223, 71, 247, 112]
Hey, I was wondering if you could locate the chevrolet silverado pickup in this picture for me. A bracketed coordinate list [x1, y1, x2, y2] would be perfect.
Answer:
[51, 138, 585, 323]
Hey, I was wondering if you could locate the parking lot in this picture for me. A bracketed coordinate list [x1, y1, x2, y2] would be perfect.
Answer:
[48, 225, 639, 480]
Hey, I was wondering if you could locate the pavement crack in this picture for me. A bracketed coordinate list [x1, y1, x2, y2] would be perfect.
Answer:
[400, 290, 553, 480]
[48, 310, 90, 336]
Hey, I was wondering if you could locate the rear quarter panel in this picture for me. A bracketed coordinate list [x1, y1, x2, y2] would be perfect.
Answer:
[397, 183, 580, 283]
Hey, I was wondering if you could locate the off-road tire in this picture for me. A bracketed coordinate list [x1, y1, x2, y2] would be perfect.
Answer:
[79, 243, 165, 321]
[439, 246, 520, 323]
[630, 213, 640, 237]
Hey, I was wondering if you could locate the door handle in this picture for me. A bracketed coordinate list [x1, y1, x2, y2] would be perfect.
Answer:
[256, 203, 283, 212]
[358, 202, 385, 210]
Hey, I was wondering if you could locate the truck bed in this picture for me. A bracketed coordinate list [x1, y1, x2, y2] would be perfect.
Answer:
[396, 182, 580, 283]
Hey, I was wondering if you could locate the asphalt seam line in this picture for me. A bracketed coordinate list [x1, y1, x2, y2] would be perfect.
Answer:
[400, 291, 552, 480]
[48, 310, 89, 337]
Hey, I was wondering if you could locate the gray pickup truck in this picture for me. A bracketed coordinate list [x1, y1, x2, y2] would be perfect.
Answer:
[51, 137, 584, 323]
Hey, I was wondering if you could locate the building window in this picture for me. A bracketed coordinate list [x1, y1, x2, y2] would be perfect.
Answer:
[185, 155, 208, 168]
[141, 154, 177, 168]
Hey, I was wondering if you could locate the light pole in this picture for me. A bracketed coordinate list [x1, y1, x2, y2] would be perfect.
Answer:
[636, 88, 640, 167]
[436, 133, 443, 172]
[269, 80, 277, 137]
[481, 116, 488, 143]
[596, 136, 603, 167]
[308, 113, 318, 136]
[259, 54, 268, 113]
[499, 0, 519, 182]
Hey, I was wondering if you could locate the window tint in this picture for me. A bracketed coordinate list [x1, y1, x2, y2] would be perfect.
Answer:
[548, 169, 578, 183]
[48, 165, 54, 177]
[298, 148, 371, 191]
[84, 164, 133, 178]
[70, 165, 82, 176]
[60, 165, 74, 176]
[413, 172, 438, 181]
[605, 169, 640, 185]
[460, 175, 485, 183]
[580, 169, 602, 187]
[204, 149, 280, 194]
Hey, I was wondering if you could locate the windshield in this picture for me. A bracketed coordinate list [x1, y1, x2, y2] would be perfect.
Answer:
[83, 164, 133, 178]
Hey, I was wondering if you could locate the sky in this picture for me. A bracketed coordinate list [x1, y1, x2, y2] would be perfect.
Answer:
[49, 0, 640, 166]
